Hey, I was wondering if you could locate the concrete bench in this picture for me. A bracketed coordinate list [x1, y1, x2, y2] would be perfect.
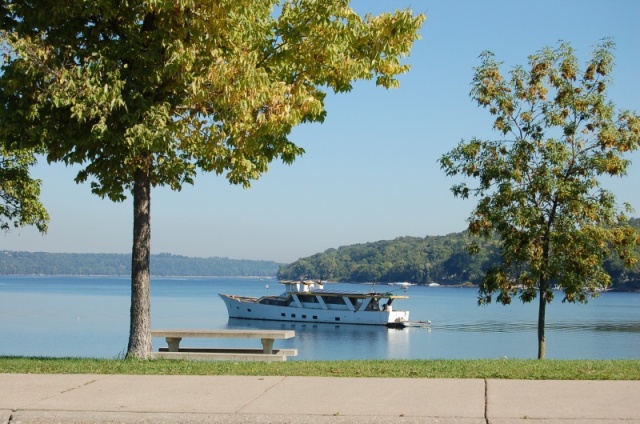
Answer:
[150, 329, 297, 362]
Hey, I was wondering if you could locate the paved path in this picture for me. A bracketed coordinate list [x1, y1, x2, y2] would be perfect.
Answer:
[1, 374, 639, 423]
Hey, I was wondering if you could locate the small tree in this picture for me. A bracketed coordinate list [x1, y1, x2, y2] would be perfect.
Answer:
[1, 1, 424, 357]
[0, 145, 49, 233]
[439, 39, 640, 359]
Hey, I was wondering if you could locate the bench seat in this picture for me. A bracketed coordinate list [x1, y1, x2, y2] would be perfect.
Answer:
[150, 329, 297, 361]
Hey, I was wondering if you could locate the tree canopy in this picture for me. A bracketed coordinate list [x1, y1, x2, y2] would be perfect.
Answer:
[0, 146, 49, 233]
[0, 0, 424, 357]
[1, 1, 424, 196]
[439, 39, 640, 359]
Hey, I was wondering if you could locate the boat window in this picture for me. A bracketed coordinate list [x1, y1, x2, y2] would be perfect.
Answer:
[259, 297, 289, 306]
[322, 296, 346, 305]
[350, 298, 365, 311]
[365, 299, 380, 311]
[298, 295, 319, 303]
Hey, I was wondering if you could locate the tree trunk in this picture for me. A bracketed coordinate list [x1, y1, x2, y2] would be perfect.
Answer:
[537, 279, 547, 360]
[126, 165, 152, 359]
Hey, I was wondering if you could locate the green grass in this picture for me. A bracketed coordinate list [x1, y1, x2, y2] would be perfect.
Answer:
[1, 357, 638, 380]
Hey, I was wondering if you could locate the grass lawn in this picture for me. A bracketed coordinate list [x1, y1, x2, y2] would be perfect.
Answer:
[1, 357, 638, 380]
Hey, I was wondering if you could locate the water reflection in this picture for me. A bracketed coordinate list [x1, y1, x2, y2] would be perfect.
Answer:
[225, 318, 415, 360]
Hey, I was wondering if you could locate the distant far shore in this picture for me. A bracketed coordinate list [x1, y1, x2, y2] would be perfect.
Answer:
[0, 251, 281, 277]
[1, 274, 278, 278]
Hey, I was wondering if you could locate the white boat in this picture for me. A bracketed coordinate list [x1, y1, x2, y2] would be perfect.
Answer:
[389, 282, 415, 288]
[219, 279, 410, 327]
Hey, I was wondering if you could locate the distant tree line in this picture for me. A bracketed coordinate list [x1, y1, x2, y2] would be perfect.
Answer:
[277, 232, 502, 285]
[3, 218, 637, 287]
[0, 251, 281, 277]
[278, 219, 640, 290]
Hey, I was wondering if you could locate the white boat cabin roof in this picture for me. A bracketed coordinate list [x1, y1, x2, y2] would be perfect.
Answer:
[279, 280, 408, 299]
[308, 290, 408, 300]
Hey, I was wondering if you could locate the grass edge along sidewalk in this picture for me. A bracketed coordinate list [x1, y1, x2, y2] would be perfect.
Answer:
[1, 357, 639, 380]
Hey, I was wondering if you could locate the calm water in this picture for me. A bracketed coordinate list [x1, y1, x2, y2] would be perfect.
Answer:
[1, 276, 639, 360]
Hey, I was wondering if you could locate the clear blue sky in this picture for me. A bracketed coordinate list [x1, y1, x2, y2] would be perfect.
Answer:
[3, 0, 639, 263]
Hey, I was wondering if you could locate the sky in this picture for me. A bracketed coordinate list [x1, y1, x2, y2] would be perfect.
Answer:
[2, 0, 639, 264]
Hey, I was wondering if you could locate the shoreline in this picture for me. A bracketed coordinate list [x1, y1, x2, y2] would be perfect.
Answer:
[2, 275, 638, 292]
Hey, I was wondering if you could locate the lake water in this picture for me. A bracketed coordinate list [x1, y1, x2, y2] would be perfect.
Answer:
[1, 276, 639, 360]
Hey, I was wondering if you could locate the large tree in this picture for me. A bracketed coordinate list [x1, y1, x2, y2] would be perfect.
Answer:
[0, 1, 424, 357]
[439, 40, 640, 359]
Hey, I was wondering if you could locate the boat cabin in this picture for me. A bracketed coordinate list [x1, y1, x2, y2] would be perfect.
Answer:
[258, 280, 407, 313]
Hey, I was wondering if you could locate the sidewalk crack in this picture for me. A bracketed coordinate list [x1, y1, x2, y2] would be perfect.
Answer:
[235, 376, 287, 414]
[59, 378, 101, 394]
[16, 376, 105, 410]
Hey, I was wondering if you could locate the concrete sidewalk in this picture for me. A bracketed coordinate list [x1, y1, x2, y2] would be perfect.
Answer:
[1, 374, 639, 423]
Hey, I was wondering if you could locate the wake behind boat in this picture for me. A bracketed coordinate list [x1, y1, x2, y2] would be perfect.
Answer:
[219, 279, 410, 327]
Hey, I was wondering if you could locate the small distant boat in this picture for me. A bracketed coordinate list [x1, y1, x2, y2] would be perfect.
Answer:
[389, 282, 416, 288]
[219, 279, 411, 327]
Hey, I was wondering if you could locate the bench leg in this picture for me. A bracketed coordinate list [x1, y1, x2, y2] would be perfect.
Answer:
[261, 338, 274, 354]
[166, 337, 182, 352]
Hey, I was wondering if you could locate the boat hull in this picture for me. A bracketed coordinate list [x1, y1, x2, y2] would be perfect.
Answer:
[219, 294, 409, 326]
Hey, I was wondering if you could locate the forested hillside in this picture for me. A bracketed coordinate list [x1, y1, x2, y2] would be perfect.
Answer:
[278, 219, 640, 289]
[277, 232, 502, 285]
[0, 251, 280, 276]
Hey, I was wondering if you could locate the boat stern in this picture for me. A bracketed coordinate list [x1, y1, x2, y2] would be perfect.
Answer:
[387, 309, 410, 325]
